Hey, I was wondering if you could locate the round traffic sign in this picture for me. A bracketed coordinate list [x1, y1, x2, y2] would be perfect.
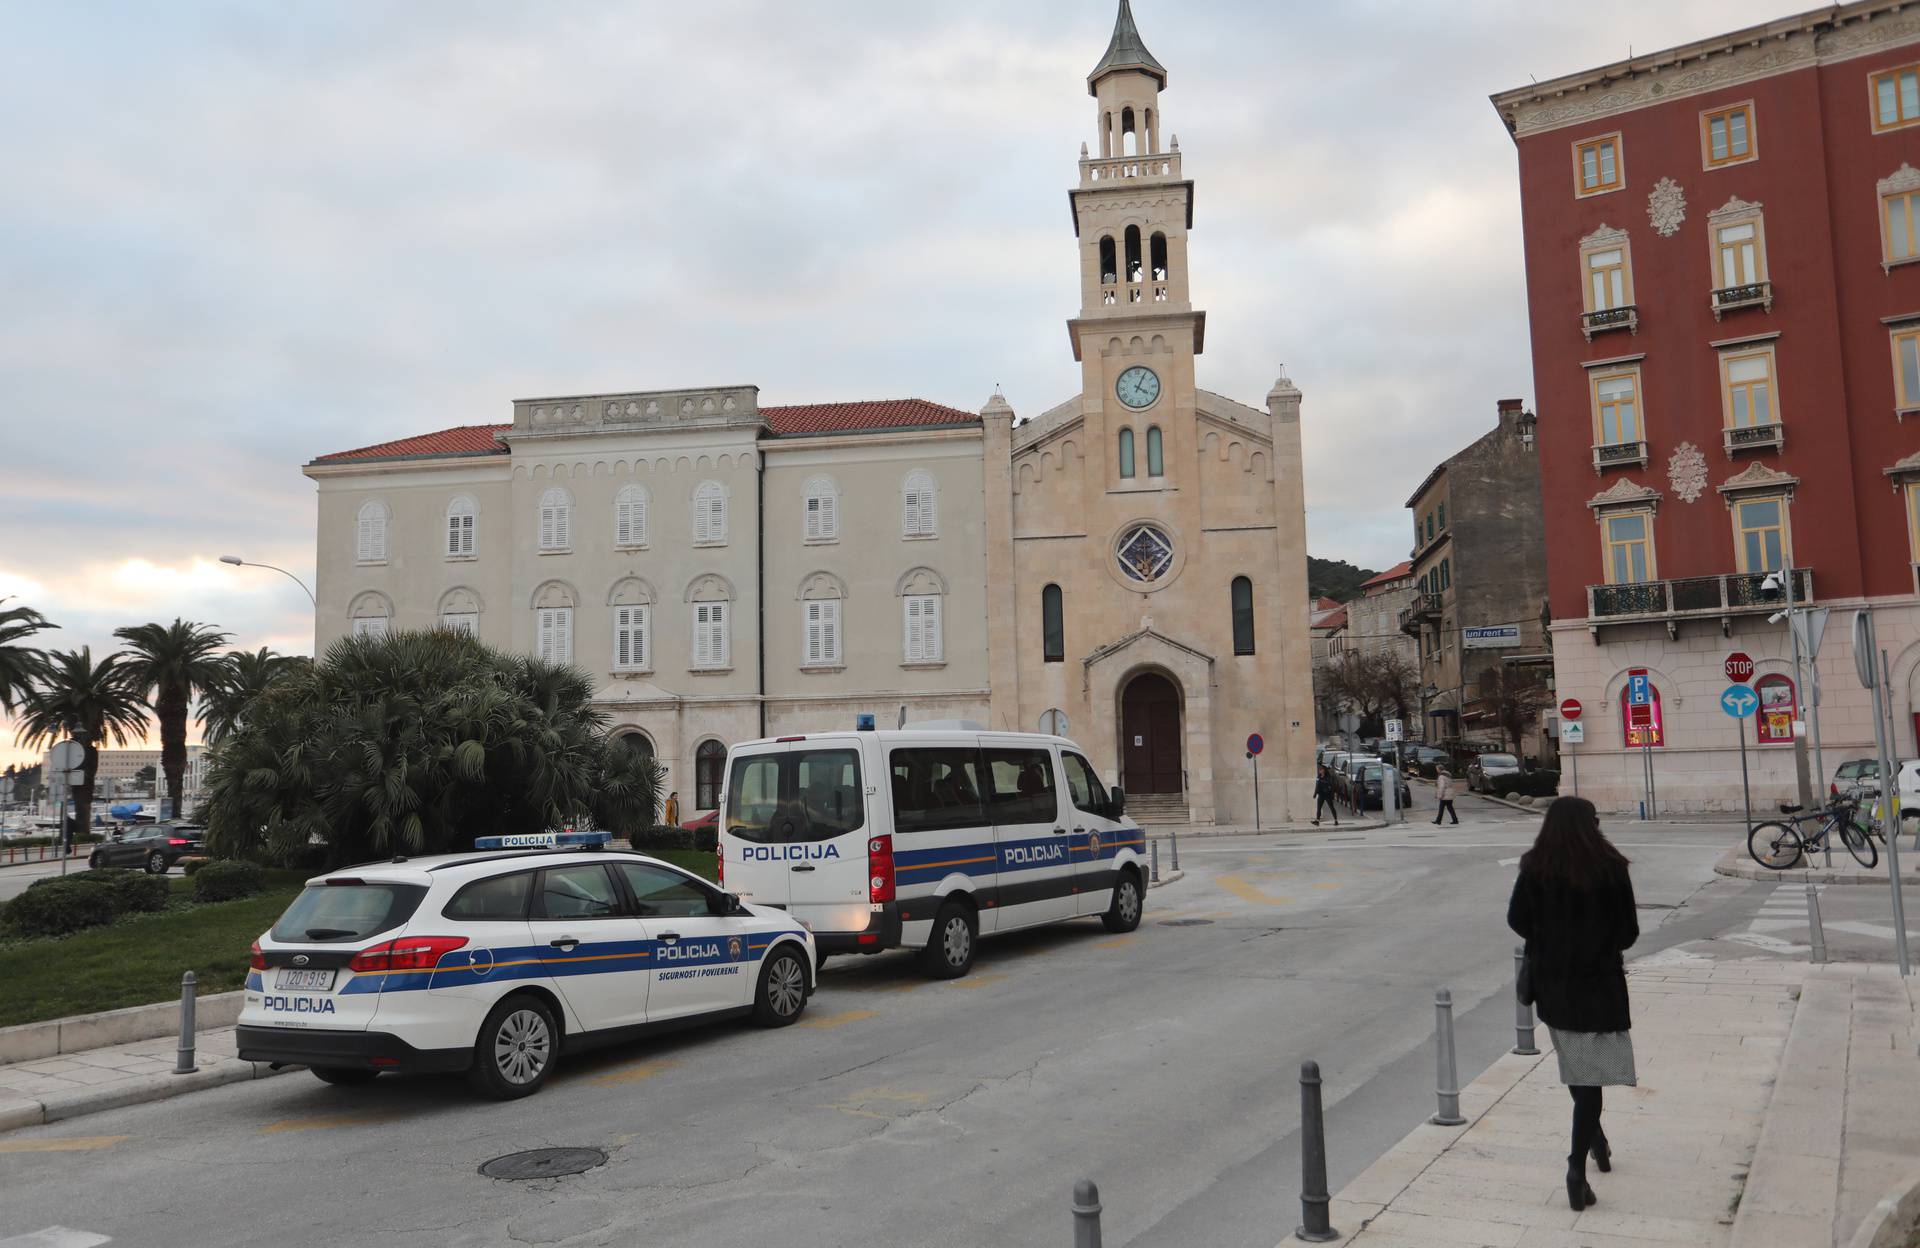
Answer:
[1559, 698, 1582, 721]
[1725, 652, 1755, 683]
[1720, 684, 1760, 718]
[1246, 732, 1264, 757]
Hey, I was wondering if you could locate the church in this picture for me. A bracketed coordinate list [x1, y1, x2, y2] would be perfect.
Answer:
[303, 1, 1317, 826]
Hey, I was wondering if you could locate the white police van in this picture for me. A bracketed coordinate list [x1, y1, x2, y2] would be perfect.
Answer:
[718, 724, 1145, 978]
[235, 831, 815, 1099]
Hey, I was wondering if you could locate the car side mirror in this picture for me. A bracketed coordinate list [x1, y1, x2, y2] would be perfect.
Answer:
[1108, 787, 1127, 818]
[725, 891, 749, 916]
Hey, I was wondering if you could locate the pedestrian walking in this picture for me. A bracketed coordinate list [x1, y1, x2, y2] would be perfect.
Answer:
[1505, 796, 1638, 1213]
[663, 791, 680, 827]
[1311, 766, 1339, 826]
[1432, 768, 1459, 825]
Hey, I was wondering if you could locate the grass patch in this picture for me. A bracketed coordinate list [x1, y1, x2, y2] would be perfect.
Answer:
[649, 848, 718, 882]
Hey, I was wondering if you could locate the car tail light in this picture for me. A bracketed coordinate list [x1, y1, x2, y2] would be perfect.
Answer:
[715, 847, 724, 888]
[868, 835, 895, 904]
[168, 838, 189, 846]
[249, 940, 265, 970]
[349, 935, 468, 974]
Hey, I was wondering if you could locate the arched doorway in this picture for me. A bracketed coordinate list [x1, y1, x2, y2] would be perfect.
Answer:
[1121, 671, 1182, 794]
[694, 739, 726, 811]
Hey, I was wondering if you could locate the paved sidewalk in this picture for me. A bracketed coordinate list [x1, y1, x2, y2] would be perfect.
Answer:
[1714, 845, 1920, 886]
[0, 1027, 289, 1131]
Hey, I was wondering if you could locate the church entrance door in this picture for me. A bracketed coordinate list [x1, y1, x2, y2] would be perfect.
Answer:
[1121, 672, 1182, 794]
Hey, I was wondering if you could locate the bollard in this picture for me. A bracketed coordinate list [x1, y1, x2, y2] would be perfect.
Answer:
[1150, 839, 1161, 883]
[1296, 1060, 1338, 1242]
[1071, 1178, 1103, 1248]
[1806, 884, 1827, 965]
[1431, 987, 1465, 1125]
[1512, 946, 1539, 1055]
[1170, 827, 1180, 872]
[174, 971, 198, 1075]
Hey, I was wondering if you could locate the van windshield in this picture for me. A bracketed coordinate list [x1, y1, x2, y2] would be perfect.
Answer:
[726, 748, 864, 844]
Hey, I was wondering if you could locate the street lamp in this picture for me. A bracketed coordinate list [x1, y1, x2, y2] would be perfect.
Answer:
[218, 555, 316, 607]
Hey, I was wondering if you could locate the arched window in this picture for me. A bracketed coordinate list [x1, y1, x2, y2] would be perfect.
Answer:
[618, 732, 654, 762]
[1120, 106, 1136, 155]
[1755, 673, 1796, 745]
[803, 476, 839, 542]
[1117, 427, 1136, 479]
[799, 572, 845, 668]
[695, 739, 726, 811]
[532, 581, 575, 665]
[349, 591, 391, 638]
[1150, 232, 1168, 281]
[1042, 584, 1064, 662]
[1231, 576, 1255, 655]
[903, 469, 938, 537]
[355, 500, 389, 563]
[693, 481, 728, 545]
[445, 495, 476, 558]
[438, 586, 481, 637]
[899, 567, 945, 665]
[610, 578, 653, 672]
[1124, 225, 1143, 285]
[537, 487, 571, 552]
[1146, 426, 1164, 478]
[1098, 236, 1117, 284]
[614, 484, 648, 549]
[688, 574, 732, 669]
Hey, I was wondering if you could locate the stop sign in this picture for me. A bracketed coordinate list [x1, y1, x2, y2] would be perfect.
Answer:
[1560, 698, 1583, 721]
[1725, 652, 1755, 683]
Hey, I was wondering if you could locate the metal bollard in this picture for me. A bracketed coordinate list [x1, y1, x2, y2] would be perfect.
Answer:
[174, 971, 199, 1074]
[1431, 987, 1465, 1125]
[1170, 827, 1180, 872]
[1296, 1060, 1339, 1242]
[1512, 947, 1539, 1055]
[1150, 839, 1161, 883]
[1071, 1178, 1103, 1248]
[1806, 884, 1827, 965]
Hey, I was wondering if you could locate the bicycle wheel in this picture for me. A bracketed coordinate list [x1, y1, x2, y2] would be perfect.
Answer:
[1748, 821, 1804, 870]
[1843, 821, 1879, 869]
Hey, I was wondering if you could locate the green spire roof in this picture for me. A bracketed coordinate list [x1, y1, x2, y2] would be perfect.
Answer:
[1087, 0, 1166, 96]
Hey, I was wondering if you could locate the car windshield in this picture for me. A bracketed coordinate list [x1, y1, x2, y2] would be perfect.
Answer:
[1481, 754, 1519, 768]
[270, 883, 428, 944]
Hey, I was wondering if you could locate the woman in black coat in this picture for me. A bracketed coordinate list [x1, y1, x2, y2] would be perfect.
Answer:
[1506, 796, 1638, 1212]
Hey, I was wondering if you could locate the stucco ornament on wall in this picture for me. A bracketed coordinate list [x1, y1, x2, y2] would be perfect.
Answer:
[1667, 441, 1708, 503]
[1647, 177, 1687, 238]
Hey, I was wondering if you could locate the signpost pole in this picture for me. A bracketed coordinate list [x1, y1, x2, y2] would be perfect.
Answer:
[1737, 717, 1752, 833]
[1853, 612, 1910, 976]
[1251, 753, 1260, 832]
[1883, 646, 1911, 976]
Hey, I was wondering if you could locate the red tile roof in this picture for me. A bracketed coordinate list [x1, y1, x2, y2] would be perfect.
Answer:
[311, 424, 509, 464]
[1359, 560, 1414, 590]
[762, 398, 976, 435]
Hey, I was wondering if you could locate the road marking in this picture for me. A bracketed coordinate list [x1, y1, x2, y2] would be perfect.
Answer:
[1313, 881, 1340, 890]
[0, 1136, 126, 1155]
[1090, 935, 1136, 950]
[0, 1229, 112, 1247]
[259, 1111, 406, 1135]
[795, 1008, 879, 1030]
[589, 1058, 681, 1087]
[950, 973, 1008, 990]
[1216, 874, 1291, 905]
[1723, 931, 1807, 953]
[1499, 857, 1521, 867]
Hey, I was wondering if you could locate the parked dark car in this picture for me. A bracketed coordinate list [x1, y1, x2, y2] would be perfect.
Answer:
[1356, 762, 1414, 810]
[89, 823, 204, 874]
[1466, 753, 1523, 794]
[1337, 754, 1380, 804]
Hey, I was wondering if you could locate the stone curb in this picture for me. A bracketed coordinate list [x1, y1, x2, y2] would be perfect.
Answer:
[1147, 869, 1183, 889]
[1712, 844, 1920, 885]
[0, 991, 246, 1067]
[0, 1056, 296, 1134]
[1139, 820, 1388, 839]
[1843, 1163, 1920, 1248]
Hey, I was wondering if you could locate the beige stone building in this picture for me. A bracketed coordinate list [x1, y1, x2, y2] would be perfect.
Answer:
[302, 2, 1317, 824]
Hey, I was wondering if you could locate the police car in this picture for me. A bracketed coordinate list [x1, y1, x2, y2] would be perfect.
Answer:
[235, 831, 816, 1099]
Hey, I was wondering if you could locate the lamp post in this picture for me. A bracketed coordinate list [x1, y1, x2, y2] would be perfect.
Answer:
[218, 555, 316, 607]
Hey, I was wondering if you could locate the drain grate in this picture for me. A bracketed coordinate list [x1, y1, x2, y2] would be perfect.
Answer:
[480, 1147, 608, 1180]
[1158, 918, 1214, 927]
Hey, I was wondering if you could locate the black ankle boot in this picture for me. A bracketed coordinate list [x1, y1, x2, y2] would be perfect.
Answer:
[1566, 1159, 1596, 1210]
[1590, 1131, 1611, 1173]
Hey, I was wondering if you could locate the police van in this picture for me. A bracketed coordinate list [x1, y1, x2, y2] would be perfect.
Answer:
[235, 832, 815, 1099]
[718, 724, 1146, 977]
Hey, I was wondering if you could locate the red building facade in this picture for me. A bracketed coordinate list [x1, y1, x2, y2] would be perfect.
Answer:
[1494, 2, 1920, 810]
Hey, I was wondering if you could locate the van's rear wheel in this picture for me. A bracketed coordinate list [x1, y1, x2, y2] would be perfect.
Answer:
[1102, 871, 1143, 933]
[466, 994, 556, 1100]
[920, 902, 976, 979]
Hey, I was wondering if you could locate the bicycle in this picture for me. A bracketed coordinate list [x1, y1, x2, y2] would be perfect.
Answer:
[1747, 797, 1878, 870]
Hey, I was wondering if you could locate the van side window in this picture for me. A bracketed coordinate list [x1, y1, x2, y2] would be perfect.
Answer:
[983, 748, 1059, 825]
[443, 871, 533, 921]
[1062, 752, 1108, 817]
[889, 748, 987, 833]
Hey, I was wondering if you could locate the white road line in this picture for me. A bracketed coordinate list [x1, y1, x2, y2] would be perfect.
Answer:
[1498, 856, 1521, 867]
[0, 1229, 112, 1248]
[1724, 931, 1809, 953]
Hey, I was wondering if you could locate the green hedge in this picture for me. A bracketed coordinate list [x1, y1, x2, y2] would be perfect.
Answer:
[192, 860, 267, 903]
[628, 825, 718, 854]
[4, 879, 119, 937]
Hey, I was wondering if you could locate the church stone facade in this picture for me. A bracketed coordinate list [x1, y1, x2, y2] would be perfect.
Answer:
[303, 2, 1316, 825]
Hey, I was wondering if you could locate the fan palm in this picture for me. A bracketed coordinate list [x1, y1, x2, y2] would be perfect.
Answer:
[14, 647, 149, 835]
[200, 647, 306, 744]
[114, 619, 231, 819]
[0, 599, 54, 714]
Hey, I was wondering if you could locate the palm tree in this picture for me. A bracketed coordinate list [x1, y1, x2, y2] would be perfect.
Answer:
[0, 599, 54, 714]
[114, 619, 231, 819]
[200, 647, 307, 744]
[14, 647, 149, 835]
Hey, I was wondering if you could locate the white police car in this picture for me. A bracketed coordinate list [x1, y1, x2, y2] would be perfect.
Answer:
[236, 832, 815, 1099]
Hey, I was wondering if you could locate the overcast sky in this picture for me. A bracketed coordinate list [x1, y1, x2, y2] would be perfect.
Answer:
[0, 0, 1764, 764]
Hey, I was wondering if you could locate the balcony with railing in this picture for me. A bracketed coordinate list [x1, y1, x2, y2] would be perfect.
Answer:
[1398, 592, 1443, 635]
[1079, 149, 1182, 187]
[1586, 568, 1812, 635]
[1724, 421, 1784, 455]
[1580, 305, 1638, 341]
[1592, 439, 1649, 471]
[1711, 280, 1773, 319]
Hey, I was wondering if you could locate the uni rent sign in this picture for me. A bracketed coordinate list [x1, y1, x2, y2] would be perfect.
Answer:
[1461, 625, 1522, 649]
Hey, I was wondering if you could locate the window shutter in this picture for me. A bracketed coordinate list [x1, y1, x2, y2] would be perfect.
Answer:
[805, 602, 822, 664]
[923, 595, 941, 661]
[822, 601, 840, 663]
[919, 486, 935, 535]
[818, 492, 836, 538]
[712, 492, 727, 543]
[633, 493, 647, 545]
[903, 596, 921, 661]
[714, 603, 728, 666]
[537, 609, 553, 662]
[805, 496, 822, 540]
[616, 500, 633, 547]
[615, 607, 632, 668]
[635, 605, 648, 669]
[554, 502, 569, 550]
[447, 515, 461, 556]
[540, 506, 556, 551]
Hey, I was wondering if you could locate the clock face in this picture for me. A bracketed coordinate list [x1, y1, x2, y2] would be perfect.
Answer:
[1115, 365, 1161, 410]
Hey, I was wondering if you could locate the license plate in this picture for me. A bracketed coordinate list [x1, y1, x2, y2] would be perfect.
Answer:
[275, 968, 336, 991]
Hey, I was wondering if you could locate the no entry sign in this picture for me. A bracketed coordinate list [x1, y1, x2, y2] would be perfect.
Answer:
[1725, 652, 1755, 683]
[1559, 698, 1583, 721]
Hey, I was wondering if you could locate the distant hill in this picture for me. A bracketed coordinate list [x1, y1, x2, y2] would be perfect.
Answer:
[1308, 556, 1379, 603]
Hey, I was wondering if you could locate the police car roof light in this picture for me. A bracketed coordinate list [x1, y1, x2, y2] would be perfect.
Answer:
[471, 830, 615, 851]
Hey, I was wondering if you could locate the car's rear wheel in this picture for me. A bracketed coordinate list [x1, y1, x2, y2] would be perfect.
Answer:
[311, 1066, 378, 1087]
[751, 947, 809, 1027]
[1102, 871, 1143, 933]
[145, 851, 167, 875]
[919, 902, 977, 979]
[88, 851, 104, 869]
[466, 994, 557, 1100]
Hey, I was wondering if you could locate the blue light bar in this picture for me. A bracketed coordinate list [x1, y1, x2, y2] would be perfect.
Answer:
[473, 830, 614, 851]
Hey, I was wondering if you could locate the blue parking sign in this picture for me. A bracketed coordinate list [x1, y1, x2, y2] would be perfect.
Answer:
[1626, 674, 1652, 706]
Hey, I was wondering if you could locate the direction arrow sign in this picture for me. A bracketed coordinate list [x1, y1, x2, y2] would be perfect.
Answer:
[1560, 698, 1583, 721]
[1724, 652, 1754, 683]
[1720, 684, 1760, 718]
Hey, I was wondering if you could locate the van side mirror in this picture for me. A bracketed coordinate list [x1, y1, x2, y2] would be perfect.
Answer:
[1108, 787, 1127, 817]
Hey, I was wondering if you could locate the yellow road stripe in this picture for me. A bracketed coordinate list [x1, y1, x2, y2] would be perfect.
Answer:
[1091, 935, 1136, 950]
[0, 1135, 126, 1153]
[259, 1111, 406, 1135]
[589, 1058, 680, 1087]
[795, 1007, 879, 1030]
[950, 972, 1008, 990]
[1216, 874, 1291, 905]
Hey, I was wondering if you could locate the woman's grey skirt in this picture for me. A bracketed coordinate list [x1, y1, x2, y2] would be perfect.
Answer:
[1549, 1027, 1637, 1087]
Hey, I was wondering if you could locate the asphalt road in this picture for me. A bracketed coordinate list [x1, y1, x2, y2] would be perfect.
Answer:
[0, 855, 101, 902]
[0, 799, 1785, 1248]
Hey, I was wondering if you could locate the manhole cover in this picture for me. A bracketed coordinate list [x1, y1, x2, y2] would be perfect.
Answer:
[1158, 918, 1214, 927]
[480, 1147, 608, 1180]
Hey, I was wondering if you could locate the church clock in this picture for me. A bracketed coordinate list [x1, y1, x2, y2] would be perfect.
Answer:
[1115, 365, 1161, 409]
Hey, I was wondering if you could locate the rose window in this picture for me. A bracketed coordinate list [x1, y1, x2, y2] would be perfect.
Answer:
[1115, 524, 1175, 583]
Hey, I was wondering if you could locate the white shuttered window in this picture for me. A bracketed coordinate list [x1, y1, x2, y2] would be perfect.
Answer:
[439, 612, 477, 636]
[693, 603, 729, 668]
[445, 496, 475, 557]
[693, 482, 727, 545]
[903, 594, 942, 663]
[902, 471, 937, 537]
[356, 501, 388, 562]
[614, 605, 649, 671]
[536, 606, 573, 664]
[804, 482, 838, 541]
[804, 600, 842, 666]
[352, 615, 389, 639]
[614, 486, 648, 549]
[538, 488, 570, 551]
